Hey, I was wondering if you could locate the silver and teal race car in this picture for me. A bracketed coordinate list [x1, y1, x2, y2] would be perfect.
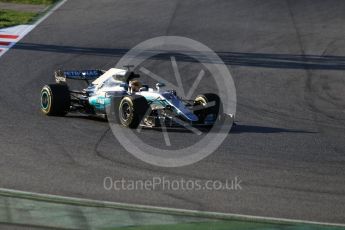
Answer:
[40, 67, 232, 129]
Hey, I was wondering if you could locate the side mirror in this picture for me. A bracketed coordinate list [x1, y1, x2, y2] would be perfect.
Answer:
[156, 83, 166, 91]
[139, 86, 148, 92]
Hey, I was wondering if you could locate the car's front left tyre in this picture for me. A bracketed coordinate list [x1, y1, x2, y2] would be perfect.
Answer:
[118, 95, 149, 128]
[40, 84, 70, 116]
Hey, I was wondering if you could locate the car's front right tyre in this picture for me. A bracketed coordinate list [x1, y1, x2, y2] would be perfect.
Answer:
[193, 93, 222, 124]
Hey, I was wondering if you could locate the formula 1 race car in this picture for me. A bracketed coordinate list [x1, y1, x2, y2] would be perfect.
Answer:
[40, 67, 233, 128]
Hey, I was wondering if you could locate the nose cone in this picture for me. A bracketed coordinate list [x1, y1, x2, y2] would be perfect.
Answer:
[160, 92, 199, 122]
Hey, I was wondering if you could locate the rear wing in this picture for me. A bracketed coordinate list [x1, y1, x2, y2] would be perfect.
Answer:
[55, 70, 105, 83]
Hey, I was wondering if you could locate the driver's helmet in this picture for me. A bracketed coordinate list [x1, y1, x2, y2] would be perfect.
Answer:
[129, 80, 142, 92]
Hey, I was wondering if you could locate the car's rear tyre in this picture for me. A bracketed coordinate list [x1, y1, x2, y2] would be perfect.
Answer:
[40, 84, 70, 116]
[118, 95, 149, 128]
[193, 93, 221, 123]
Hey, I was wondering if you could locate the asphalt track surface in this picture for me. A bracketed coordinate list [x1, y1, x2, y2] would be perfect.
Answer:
[0, 0, 345, 224]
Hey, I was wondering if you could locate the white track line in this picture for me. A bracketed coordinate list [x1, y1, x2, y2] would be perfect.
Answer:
[34, 0, 68, 27]
[0, 188, 344, 228]
[0, 0, 68, 58]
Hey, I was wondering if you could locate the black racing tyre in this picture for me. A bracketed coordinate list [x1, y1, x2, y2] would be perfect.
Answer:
[118, 95, 149, 128]
[40, 84, 70, 116]
[193, 93, 221, 123]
